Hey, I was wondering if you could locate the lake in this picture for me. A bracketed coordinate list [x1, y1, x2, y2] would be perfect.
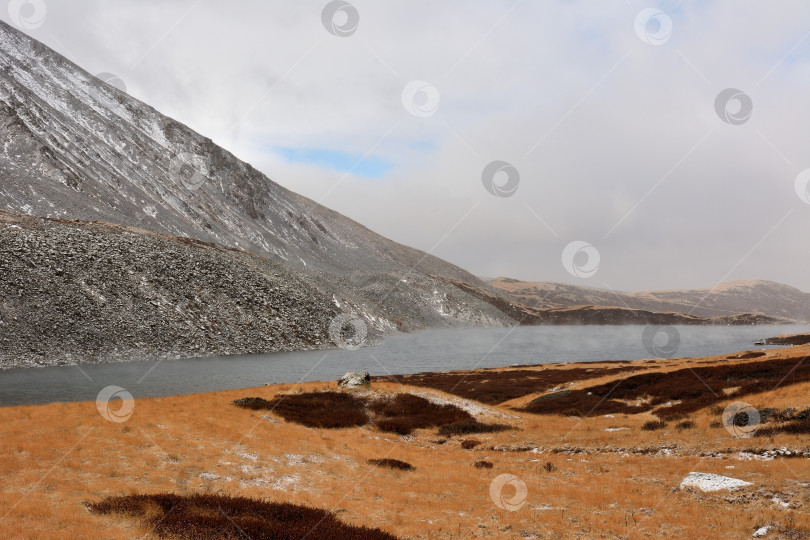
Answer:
[0, 324, 805, 406]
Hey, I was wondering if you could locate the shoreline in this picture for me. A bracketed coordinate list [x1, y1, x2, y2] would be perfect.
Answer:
[1, 327, 806, 408]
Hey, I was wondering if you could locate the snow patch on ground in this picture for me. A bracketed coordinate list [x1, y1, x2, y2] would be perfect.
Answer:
[409, 390, 511, 419]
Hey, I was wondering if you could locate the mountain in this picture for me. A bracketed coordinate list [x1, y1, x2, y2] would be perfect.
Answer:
[436, 276, 790, 326]
[488, 278, 810, 323]
[0, 21, 514, 338]
[0, 22, 798, 368]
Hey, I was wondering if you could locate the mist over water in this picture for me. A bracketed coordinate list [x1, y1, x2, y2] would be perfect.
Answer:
[1, 324, 806, 406]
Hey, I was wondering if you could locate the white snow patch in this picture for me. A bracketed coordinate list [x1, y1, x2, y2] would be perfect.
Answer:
[409, 390, 508, 418]
[679, 472, 753, 492]
[603, 427, 629, 432]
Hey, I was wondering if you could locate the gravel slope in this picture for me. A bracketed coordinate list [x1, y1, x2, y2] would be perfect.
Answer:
[0, 210, 341, 368]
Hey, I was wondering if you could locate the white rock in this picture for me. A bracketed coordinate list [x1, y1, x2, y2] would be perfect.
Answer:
[753, 525, 770, 537]
[680, 472, 752, 492]
[337, 371, 370, 388]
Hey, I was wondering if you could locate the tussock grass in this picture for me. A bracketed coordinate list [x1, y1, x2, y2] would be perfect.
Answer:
[675, 420, 696, 431]
[460, 439, 481, 450]
[474, 460, 493, 469]
[757, 409, 810, 437]
[367, 458, 414, 471]
[87, 493, 399, 539]
[641, 420, 667, 431]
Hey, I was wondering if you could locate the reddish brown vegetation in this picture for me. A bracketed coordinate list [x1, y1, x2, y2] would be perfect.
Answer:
[367, 458, 415, 471]
[233, 392, 369, 429]
[521, 390, 645, 417]
[474, 460, 494, 469]
[234, 391, 496, 436]
[641, 420, 667, 431]
[375, 365, 645, 405]
[676, 420, 696, 430]
[460, 439, 481, 449]
[370, 393, 472, 435]
[87, 493, 398, 539]
[436, 419, 512, 437]
[757, 408, 810, 437]
[521, 356, 810, 420]
[726, 351, 766, 360]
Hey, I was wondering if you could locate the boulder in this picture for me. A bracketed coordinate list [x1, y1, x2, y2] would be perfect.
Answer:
[679, 472, 752, 492]
[338, 372, 371, 388]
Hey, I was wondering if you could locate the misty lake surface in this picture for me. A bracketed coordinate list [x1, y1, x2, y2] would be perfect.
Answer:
[1, 324, 807, 406]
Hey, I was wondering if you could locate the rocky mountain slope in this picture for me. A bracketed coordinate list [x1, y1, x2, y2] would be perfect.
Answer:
[0, 210, 345, 368]
[0, 20, 514, 348]
[489, 278, 810, 323]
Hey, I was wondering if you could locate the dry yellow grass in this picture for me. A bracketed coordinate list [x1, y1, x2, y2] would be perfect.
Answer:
[1, 344, 809, 539]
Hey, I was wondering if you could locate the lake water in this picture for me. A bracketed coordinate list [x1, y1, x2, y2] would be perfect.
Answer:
[0, 324, 806, 406]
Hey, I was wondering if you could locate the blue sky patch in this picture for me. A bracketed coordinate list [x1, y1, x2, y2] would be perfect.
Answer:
[275, 147, 394, 179]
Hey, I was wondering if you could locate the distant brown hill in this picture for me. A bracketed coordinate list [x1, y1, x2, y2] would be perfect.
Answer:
[488, 278, 810, 323]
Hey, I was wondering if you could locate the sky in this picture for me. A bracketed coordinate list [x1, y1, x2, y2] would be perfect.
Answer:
[3, 0, 810, 292]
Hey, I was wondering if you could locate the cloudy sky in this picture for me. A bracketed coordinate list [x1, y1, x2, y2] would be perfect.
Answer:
[4, 0, 810, 292]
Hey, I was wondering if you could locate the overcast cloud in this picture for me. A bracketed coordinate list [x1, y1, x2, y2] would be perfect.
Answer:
[4, 0, 810, 291]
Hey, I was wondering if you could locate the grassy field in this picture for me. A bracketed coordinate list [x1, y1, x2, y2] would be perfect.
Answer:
[1, 342, 809, 539]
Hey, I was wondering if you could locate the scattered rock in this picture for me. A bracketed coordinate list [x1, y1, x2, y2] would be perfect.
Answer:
[679, 472, 753, 492]
[489, 443, 537, 452]
[753, 525, 770, 537]
[338, 372, 371, 388]
[232, 397, 270, 407]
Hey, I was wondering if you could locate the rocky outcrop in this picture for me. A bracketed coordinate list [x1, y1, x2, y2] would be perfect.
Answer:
[338, 372, 371, 388]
